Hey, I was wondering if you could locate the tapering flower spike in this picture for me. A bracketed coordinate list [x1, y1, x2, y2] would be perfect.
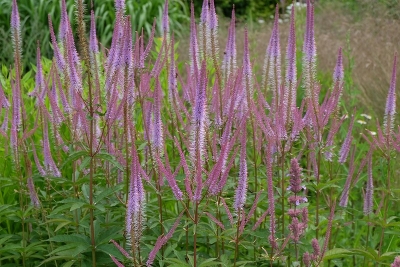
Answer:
[151, 79, 164, 153]
[384, 54, 397, 135]
[59, 0, 70, 42]
[27, 177, 40, 208]
[199, 0, 210, 58]
[146, 211, 184, 266]
[48, 16, 66, 71]
[115, 0, 125, 13]
[284, 6, 297, 121]
[11, 0, 20, 30]
[265, 5, 282, 113]
[338, 114, 354, 164]
[234, 127, 247, 211]
[168, 35, 177, 104]
[162, 0, 169, 37]
[29, 44, 44, 99]
[89, 10, 98, 54]
[302, 0, 317, 99]
[333, 47, 344, 85]
[126, 145, 145, 253]
[190, 61, 208, 168]
[11, 0, 22, 72]
[42, 119, 61, 177]
[288, 158, 303, 194]
[222, 6, 237, 81]
[189, 1, 200, 76]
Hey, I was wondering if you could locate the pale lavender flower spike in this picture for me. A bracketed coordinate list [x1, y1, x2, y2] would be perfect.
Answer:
[27, 177, 40, 208]
[338, 114, 354, 164]
[200, 0, 209, 24]
[151, 79, 164, 153]
[48, 16, 66, 71]
[234, 128, 247, 211]
[190, 61, 208, 166]
[391, 256, 400, 267]
[11, 0, 20, 30]
[59, 0, 69, 42]
[169, 35, 177, 103]
[0, 83, 10, 108]
[115, 0, 125, 13]
[162, 0, 169, 36]
[223, 7, 236, 79]
[189, 1, 200, 76]
[288, 158, 302, 193]
[209, 0, 218, 30]
[384, 54, 397, 134]
[333, 47, 344, 84]
[284, 6, 297, 116]
[89, 10, 98, 54]
[43, 119, 61, 177]
[268, 5, 282, 112]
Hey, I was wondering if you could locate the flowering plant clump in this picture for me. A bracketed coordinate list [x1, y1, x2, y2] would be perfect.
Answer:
[1, 0, 400, 266]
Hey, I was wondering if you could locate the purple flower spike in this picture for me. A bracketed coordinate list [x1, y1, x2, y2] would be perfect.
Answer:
[302, 0, 317, 98]
[209, 0, 218, 30]
[288, 158, 302, 193]
[333, 47, 344, 84]
[363, 153, 374, 215]
[189, 1, 200, 76]
[384, 54, 397, 134]
[27, 177, 40, 208]
[391, 256, 400, 267]
[284, 6, 297, 118]
[115, 0, 125, 13]
[162, 0, 169, 36]
[151, 79, 164, 153]
[338, 114, 354, 164]
[266, 5, 282, 112]
[223, 7, 237, 79]
[146, 212, 183, 267]
[199, 0, 210, 58]
[200, 0, 209, 24]
[89, 10, 98, 54]
[168, 35, 177, 103]
[11, 0, 20, 30]
[190, 61, 208, 168]
[48, 16, 66, 71]
[234, 128, 247, 211]
[42, 119, 61, 177]
[59, 0, 69, 42]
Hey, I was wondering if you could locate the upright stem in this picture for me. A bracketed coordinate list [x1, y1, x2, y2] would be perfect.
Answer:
[193, 202, 199, 267]
[234, 210, 241, 267]
[378, 155, 391, 255]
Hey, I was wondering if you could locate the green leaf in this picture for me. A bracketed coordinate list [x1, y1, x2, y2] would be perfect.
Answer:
[323, 248, 352, 260]
[61, 150, 89, 169]
[199, 258, 220, 267]
[96, 152, 124, 170]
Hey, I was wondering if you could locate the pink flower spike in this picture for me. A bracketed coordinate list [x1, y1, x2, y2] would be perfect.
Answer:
[338, 114, 354, 164]
[333, 47, 344, 85]
[284, 6, 297, 117]
[234, 128, 248, 211]
[89, 10, 98, 54]
[384, 54, 397, 134]
[115, 0, 125, 13]
[48, 16, 66, 71]
[162, 0, 169, 36]
[11, 0, 20, 30]
[27, 177, 40, 208]
[189, 2, 200, 76]
[209, 0, 218, 30]
[59, 0, 69, 42]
